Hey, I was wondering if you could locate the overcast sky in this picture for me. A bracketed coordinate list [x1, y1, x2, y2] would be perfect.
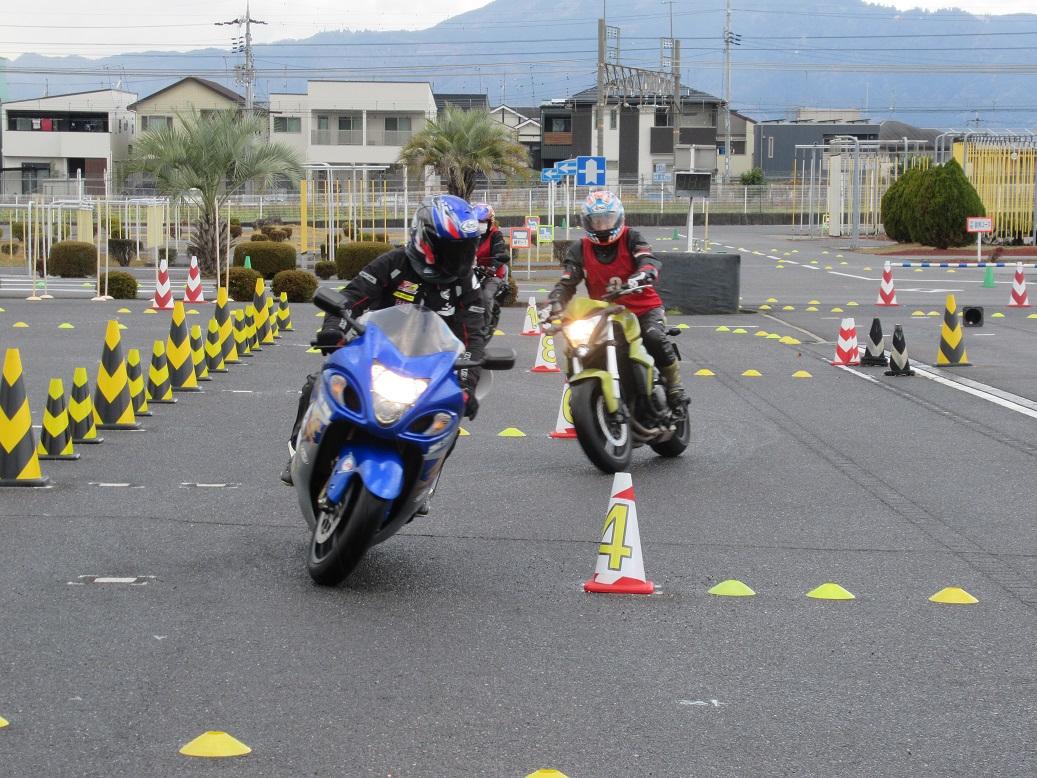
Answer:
[0, 1, 1032, 60]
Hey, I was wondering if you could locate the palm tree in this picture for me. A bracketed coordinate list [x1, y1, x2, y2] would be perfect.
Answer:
[398, 107, 530, 200]
[126, 110, 303, 275]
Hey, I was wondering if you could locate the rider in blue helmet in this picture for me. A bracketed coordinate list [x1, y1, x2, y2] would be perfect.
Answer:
[283, 194, 485, 494]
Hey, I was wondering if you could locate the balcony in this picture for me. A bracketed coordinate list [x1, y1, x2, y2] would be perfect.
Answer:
[543, 131, 573, 146]
[2, 130, 112, 160]
[366, 129, 414, 147]
[310, 129, 363, 146]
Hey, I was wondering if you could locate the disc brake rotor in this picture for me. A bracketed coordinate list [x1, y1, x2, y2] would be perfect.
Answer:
[595, 395, 628, 448]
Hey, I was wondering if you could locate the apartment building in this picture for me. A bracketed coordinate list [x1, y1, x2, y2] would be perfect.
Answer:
[127, 77, 246, 135]
[489, 105, 542, 168]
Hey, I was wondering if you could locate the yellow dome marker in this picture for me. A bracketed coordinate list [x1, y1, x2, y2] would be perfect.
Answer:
[929, 587, 978, 605]
[808, 299, 821, 305]
[143, 309, 158, 314]
[179, 731, 252, 758]
[791, 249, 799, 253]
[458, 427, 470, 436]
[912, 310, 925, 317]
[783, 252, 791, 256]
[806, 306, 819, 312]
[731, 328, 748, 334]
[715, 325, 731, 332]
[316, 312, 325, 318]
[780, 336, 802, 345]
[822, 250, 829, 255]
[741, 369, 762, 377]
[947, 268, 956, 273]
[305, 346, 321, 354]
[13, 322, 29, 328]
[863, 266, 872, 271]
[792, 370, 812, 378]
[526, 771, 570, 778]
[927, 311, 940, 317]
[117, 307, 132, 314]
[806, 582, 855, 600]
[675, 323, 689, 329]
[840, 261, 849, 266]
[0, 715, 8, 728]
[758, 304, 772, 310]
[1028, 313, 1037, 319]
[810, 259, 819, 264]
[766, 333, 781, 340]
[755, 330, 770, 337]
[498, 427, 526, 437]
[775, 265, 785, 270]
[830, 307, 844, 313]
[494, 329, 505, 336]
[824, 265, 833, 270]
[836, 254, 844, 258]
[117, 323, 127, 331]
[58, 323, 75, 330]
[765, 297, 778, 303]
[991, 312, 1005, 319]
[187, 309, 200, 315]
[708, 579, 755, 597]
[782, 305, 795, 311]
[0, 306, 5, 312]
[694, 368, 715, 377]
[846, 301, 859, 307]
[914, 268, 924, 272]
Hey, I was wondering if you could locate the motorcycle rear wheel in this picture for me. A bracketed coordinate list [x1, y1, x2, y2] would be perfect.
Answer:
[571, 381, 633, 473]
[307, 479, 389, 586]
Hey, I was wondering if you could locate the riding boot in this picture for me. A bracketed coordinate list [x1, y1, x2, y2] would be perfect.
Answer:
[660, 362, 688, 414]
[280, 441, 296, 486]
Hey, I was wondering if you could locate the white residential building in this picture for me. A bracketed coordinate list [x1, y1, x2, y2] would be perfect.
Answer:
[488, 105, 542, 168]
[1, 88, 136, 195]
[267, 81, 437, 177]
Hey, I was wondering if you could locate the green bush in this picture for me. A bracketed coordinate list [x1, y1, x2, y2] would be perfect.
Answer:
[229, 217, 240, 226]
[229, 224, 243, 239]
[227, 266, 261, 302]
[10, 221, 25, 241]
[314, 260, 336, 279]
[354, 231, 391, 243]
[107, 238, 137, 267]
[881, 166, 924, 243]
[739, 167, 765, 186]
[49, 240, 97, 277]
[250, 232, 266, 241]
[104, 271, 138, 299]
[272, 269, 319, 303]
[279, 225, 293, 238]
[335, 241, 392, 280]
[232, 240, 296, 278]
[265, 228, 288, 243]
[0, 240, 21, 256]
[907, 160, 984, 249]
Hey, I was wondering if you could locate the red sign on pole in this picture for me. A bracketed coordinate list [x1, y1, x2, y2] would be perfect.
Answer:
[966, 217, 993, 234]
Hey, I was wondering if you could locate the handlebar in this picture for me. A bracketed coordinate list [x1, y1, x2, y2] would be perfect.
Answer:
[603, 281, 650, 301]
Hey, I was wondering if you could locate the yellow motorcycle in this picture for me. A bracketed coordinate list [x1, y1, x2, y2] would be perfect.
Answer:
[546, 282, 689, 473]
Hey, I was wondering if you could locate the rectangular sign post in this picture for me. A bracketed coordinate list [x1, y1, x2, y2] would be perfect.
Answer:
[511, 227, 531, 278]
[576, 156, 607, 188]
[538, 225, 555, 244]
[967, 216, 994, 262]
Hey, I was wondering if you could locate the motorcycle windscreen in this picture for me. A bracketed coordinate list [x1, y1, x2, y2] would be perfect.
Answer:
[359, 304, 465, 358]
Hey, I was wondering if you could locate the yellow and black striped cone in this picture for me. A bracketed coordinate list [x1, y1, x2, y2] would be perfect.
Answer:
[266, 297, 280, 341]
[69, 367, 103, 444]
[278, 292, 293, 331]
[166, 301, 200, 392]
[93, 320, 141, 430]
[126, 348, 152, 417]
[205, 317, 228, 373]
[937, 293, 970, 367]
[235, 310, 253, 357]
[146, 340, 177, 404]
[215, 287, 238, 365]
[245, 305, 261, 352]
[252, 278, 271, 344]
[885, 324, 915, 377]
[37, 377, 79, 460]
[190, 324, 211, 382]
[1, 348, 49, 486]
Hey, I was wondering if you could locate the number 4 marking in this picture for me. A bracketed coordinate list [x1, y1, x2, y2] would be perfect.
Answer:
[599, 503, 633, 570]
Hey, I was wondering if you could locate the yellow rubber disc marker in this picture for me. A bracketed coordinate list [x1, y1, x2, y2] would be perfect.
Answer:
[991, 312, 1005, 319]
[775, 265, 785, 270]
[914, 268, 924, 273]
[929, 587, 978, 605]
[179, 731, 252, 758]
[912, 310, 925, 317]
[143, 309, 158, 315]
[117, 308, 132, 314]
[780, 336, 801, 345]
[846, 301, 859, 307]
[806, 306, 819, 312]
[0, 715, 8, 729]
[708, 579, 756, 597]
[810, 260, 819, 264]
[316, 312, 325, 318]
[806, 582, 855, 600]
[731, 328, 749, 334]
[694, 368, 715, 377]
[675, 323, 689, 329]
[1028, 313, 1037, 319]
[494, 329, 505, 336]
[766, 333, 781, 340]
[0, 306, 6, 312]
[758, 304, 772, 310]
[13, 322, 28, 328]
[792, 370, 812, 378]
[187, 309, 200, 315]
[755, 330, 769, 337]
[863, 266, 872, 271]
[830, 307, 844, 313]
[765, 297, 778, 303]
[836, 254, 844, 258]
[526, 771, 570, 778]
[782, 305, 795, 311]
[58, 323, 75, 330]
[715, 325, 731, 332]
[305, 347, 321, 354]
[822, 250, 829, 255]
[741, 369, 762, 377]
[117, 323, 127, 330]
[498, 427, 526, 437]
[840, 261, 849, 266]
[927, 311, 940, 317]
[824, 266, 833, 270]
[947, 268, 956, 273]
[808, 300, 821, 305]
[458, 427, 470, 436]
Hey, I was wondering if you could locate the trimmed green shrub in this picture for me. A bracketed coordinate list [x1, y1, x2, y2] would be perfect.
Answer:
[273, 269, 319, 303]
[279, 225, 293, 238]
[355, 231, 391, 243]
[314, 260, 336, 279]
[229, 224, 243, 239]
[335, 241, 392, 280]
[227, 266, 261, 302]
[105, 271, 138, 299]
[49, 240, 97, 277]
[232, 240, 296, 278]
[107, 238, 136, 267]
[739, 167, 765, 186]
[907, 160, 984, 249]
[0, 240, 21, 256]
[10, 222, 26, 241]
[250, 232, 266, 241]
[229, 217, 240, 226]
[881, 166, 923, 243]
[265, 228, 288, 243]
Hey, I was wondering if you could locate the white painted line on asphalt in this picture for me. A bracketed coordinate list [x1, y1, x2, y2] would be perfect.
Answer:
[68, 575, 154, 585]
[801, 265, 820, 271]
[834, 364, 883, 384]
[760, 313, 825, 343]
[828, 271, 877, 281]
[911, 360, 1037, 417]
[179, 482, 241, 488]
[88, 482, 144, 488]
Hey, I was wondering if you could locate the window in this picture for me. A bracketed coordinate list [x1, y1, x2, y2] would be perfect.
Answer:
[338, 116, 355, 131]
[316, 115, 329, 131]
[767, 136, 774, 159]
[546, 116, 571, 133]
[609, 110, 618, 130]
[141, 115, 173, 132]
[655, 108, 671, 127]
[273, 116, 301, 133]
[384, 116, 412, 132]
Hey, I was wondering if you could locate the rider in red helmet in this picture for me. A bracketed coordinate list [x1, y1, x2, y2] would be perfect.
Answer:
[472, 202, 509, 333]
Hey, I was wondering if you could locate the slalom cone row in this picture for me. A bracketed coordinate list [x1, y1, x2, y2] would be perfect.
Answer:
[1, 279, 294, 487]
[582, 473, 977, 604]
[877, 259, 1031, 310]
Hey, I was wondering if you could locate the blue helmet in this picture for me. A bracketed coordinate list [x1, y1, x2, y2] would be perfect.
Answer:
[407, 194, 481, 283]
[581, 190, 625, 245]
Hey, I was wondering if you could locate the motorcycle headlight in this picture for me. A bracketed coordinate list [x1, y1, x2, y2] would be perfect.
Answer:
[563, 317, 600, 348]
[370, 362, 429, 426]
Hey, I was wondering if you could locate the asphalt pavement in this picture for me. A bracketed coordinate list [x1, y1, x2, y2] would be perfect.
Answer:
[1, 226, 1035, 777]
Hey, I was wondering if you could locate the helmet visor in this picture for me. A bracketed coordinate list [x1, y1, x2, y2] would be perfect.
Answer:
[431, 236, 478, 276]
[584, 212, 620, 233]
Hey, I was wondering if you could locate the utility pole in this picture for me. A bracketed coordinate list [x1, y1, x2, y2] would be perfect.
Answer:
[596, 18, 606, 158]
[216, 2, 267, 112]
[672, 39, 681, 169]
[722, 0, 740, 182]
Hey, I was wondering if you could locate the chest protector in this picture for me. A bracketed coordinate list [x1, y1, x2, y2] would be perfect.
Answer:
[580, 228, 663, 315]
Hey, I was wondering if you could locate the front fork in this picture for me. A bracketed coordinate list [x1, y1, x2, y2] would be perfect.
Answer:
[570, 338, 624, 414]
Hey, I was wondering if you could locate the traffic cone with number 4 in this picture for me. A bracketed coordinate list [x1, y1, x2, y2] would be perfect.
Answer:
[584, 472, 654, 595]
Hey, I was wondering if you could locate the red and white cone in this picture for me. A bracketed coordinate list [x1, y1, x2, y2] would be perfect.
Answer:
[831, 317, 860, 366]
[184, 256, 206, 303]
[584, 472, 654, 595]
[521, 296, 541, 336]
[549, 382, 577, 438]
[1008, 262, 1030, 307]
[876, 260, 898, 306]
[532, 331, 560, 373]
[151, 259, 174, 310]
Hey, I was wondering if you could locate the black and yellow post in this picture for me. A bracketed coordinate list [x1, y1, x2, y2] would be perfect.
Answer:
[245, 305, 260, 352]
[205, 317, 228, 373]
[937, 293, 971, 367]
[266, 297, 280, 341]
[37, 377, 79, 460]
[93, 319, 142, 430]
[885, 324, 916, 377]
[215, 288, 238, 365]
[1, 348, 50, 486]
[190, 324, 210, 382]
[252, 278, 271, 345]
[69, 367, 104, 444]
[126, 348, 152, 417]
[146, 340, 177, 404]
[278, 292, 293, 331]
[167, 301, 200, 392]
[235, 310, 253, 357]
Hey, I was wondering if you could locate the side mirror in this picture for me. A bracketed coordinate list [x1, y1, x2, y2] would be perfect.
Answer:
[313, 287, 348, 315]
[482, 346, 516, 371]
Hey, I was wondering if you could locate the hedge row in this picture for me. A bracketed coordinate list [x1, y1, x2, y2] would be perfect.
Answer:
[232, 241, 296, 278]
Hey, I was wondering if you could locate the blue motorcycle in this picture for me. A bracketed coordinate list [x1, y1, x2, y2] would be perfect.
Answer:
[292, 288, 515, 585]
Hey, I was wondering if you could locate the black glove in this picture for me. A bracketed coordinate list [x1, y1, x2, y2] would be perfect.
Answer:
[463, 390, 479, 420]
[316, 323, 347, 348]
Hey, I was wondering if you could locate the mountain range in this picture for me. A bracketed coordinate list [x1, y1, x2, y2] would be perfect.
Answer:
[3, 0, 1037, 128]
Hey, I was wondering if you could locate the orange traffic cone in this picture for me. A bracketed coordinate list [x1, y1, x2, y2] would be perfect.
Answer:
[831, 317, 860, 366]
[549, 382, 577, 439]
[1008, 262, 1030, 307]
[584, 472, 654, 595]
[532, 331, 560, 373]
[151, 258, 174, 310]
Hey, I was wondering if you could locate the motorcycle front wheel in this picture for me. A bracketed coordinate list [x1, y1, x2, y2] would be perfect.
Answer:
[570, 381, 633, 473]
[307, 479, 389, 586]
[650, 407, 691, 458]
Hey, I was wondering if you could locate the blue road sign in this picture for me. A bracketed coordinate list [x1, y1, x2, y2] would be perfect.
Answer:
[554, 158, 578, 176]
[541, 168, 563, 184]
[652, 171, 672, 183]
[576, 156, 607, 187]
